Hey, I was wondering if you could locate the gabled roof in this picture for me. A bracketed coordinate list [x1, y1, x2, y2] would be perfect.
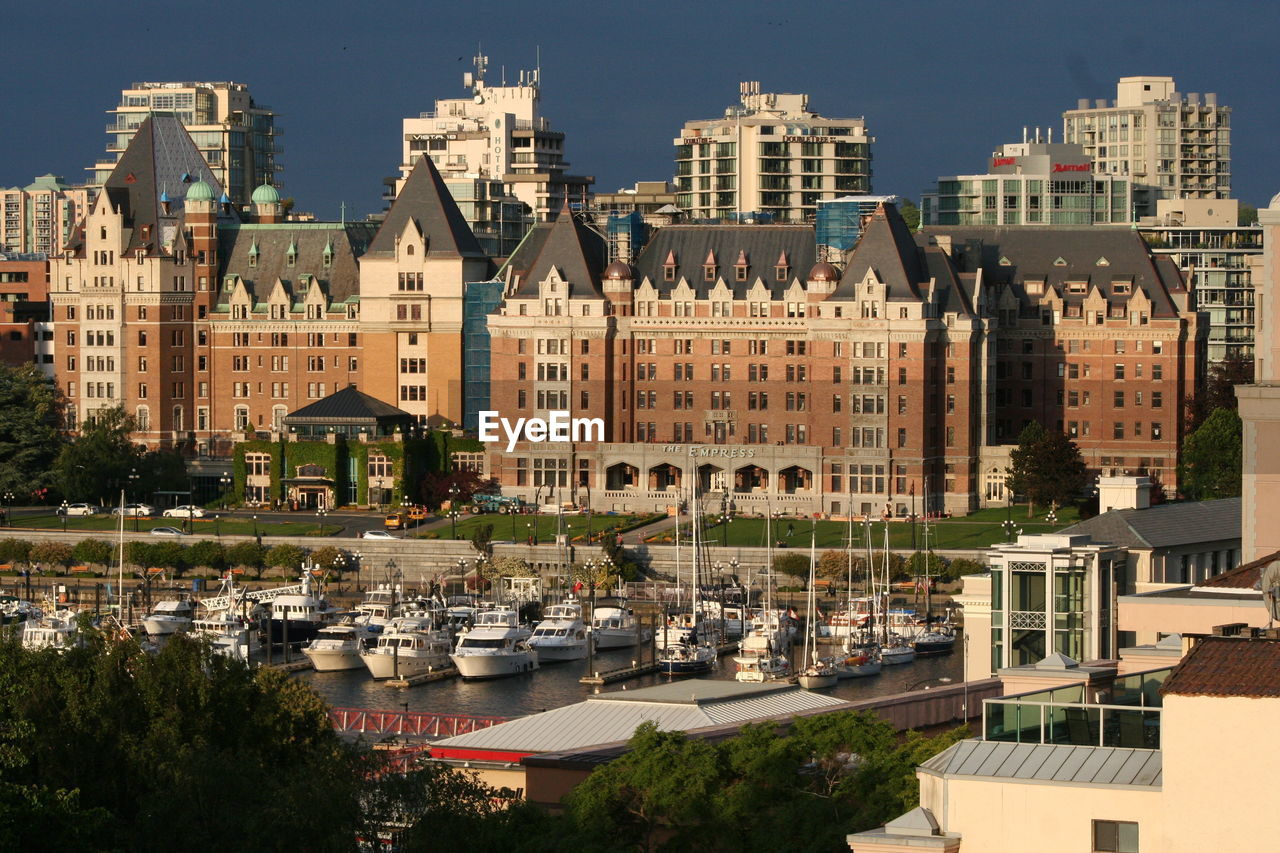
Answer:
[920, 739, 1162, 788]
[509, 210, 607, 298]
[96, 114, 231, 250]
[284, 387, 412, 424]
[368, 156, 485, 258]
[216, 222, 376, 306]
[1060, 498, 1241, 550]
[430, 681, 843, 756]
[833, 203, 926, 301]
[919, 225, 1187, 316]
[1161, 636, 1280, 698]
[631, 224, 816, 297]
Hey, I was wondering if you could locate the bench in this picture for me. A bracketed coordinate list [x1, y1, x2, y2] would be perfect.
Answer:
[71, 565, 91, 574]
[146, 567, 165, 576]
[0, 564, 12, 572]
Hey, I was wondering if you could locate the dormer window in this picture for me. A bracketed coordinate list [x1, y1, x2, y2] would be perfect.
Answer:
[775, 251, 790, 281]
[775, 265, 788, 281]
[734, 250, 748, 282]
[703, 250, 717, 282]
[1113, 281, 1131, 295]
[323, 247, 333, 268]
[663, 249, 677, 282]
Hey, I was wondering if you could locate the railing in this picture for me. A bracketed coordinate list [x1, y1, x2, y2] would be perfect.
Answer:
[329, 707, 510, 739]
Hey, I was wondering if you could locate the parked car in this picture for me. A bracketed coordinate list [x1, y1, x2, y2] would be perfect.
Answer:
[62, 503, 98, 516]
[112, 503, 155, 517]
[162, 505, 206, 518]
[362, 530, 397, 540]
[384, 512, 407, 530]
[149, 526, 187, 536]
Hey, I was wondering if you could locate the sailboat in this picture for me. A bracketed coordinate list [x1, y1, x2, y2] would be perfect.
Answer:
[658, 463, 717, 676]
[733, 503, 791, 682]
[831, 510, 881, 679]
[872, 518, 916, 666]
[911, 501, 956, 656]
[796, 526, 837, 689]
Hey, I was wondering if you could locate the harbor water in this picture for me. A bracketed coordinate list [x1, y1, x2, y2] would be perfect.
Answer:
[296, 631, 966, 720]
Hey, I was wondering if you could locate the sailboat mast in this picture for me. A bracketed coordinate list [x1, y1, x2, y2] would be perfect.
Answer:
[923, 475, 932, 626]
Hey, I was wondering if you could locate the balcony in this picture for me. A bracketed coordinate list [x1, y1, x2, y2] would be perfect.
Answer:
[983, 667, 1169, 749]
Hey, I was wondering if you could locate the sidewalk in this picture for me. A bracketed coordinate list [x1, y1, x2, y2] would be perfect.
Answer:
[627, 514, 678, 544]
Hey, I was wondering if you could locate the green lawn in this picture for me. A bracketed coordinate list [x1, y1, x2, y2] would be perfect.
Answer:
[417, 512, 657, 543]
[8, 514, 333, 538]
[647, 504, 1078, 551]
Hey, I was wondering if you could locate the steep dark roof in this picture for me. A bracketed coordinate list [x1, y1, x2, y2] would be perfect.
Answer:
[919, 225, 1187, 316]
[95, 114, 231, 251]
[1060, 498, 1241, 550]
[1198, 550, 1280, 589]
[284, 387, 412, 424]
[368, 156, 485, 258]
[1161, 636, 1280, 698]
[215, 222, 377, 306]
[833, 203, 925, 301]
[510, 210, 607, 298]
[631, 224, 816, 297]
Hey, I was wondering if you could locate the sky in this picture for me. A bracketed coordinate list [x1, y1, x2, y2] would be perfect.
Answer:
[5, 0, 1279, 221]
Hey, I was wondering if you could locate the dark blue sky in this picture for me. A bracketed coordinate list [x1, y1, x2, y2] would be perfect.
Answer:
[6, 0, 1278, 220]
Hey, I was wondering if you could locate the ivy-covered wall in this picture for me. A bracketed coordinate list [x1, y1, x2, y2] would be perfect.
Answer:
[230, 430, 472, 509]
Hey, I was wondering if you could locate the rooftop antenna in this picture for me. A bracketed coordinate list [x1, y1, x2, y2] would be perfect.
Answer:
[535, 45, 541, 86]
[340, 201, 346, 225]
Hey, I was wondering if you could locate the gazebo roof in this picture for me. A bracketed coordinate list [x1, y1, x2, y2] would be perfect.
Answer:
[283, 387, 412, 426]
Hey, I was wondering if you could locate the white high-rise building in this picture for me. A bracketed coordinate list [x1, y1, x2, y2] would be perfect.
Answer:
[1062, 76, 1230, 217]
[397, 54, 592, 238]
[673, 81, 873, 223]
[90, 81, 280, 207]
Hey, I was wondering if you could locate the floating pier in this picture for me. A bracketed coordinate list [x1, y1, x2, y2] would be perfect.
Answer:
[386, 666, 460, 688]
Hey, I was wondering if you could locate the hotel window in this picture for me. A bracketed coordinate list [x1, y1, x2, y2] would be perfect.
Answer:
[1152, 364, 1162, 380]
[1151, 422, 1163, 439]
[1092, 820, 1138, 853]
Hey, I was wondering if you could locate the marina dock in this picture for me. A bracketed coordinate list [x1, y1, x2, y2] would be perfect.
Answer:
[386, 666, 460, 688]
[580, 640, 740, 685]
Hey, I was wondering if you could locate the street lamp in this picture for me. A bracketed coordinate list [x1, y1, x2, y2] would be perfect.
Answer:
[1045, 507, 1058, 526]
[2, 491, 12, 527]
[527, 521, 536, 546]
[449, 508, 459, 539]
[317, 508, 327, 537]
[252, 514, 259, 539]
[353, 550, 363, 593]
[219, 474, 231, 509]
[60, 500, 68, 532]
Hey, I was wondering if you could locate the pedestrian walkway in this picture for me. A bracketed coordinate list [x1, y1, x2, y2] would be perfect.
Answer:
[627, 514, 678, 544]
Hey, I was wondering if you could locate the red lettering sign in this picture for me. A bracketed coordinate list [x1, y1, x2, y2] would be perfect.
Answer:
[1052, 163, 1090, 173]
[991, 157, 1016, 168]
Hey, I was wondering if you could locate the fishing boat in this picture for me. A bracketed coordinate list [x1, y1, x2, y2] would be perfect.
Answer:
[528, 600, 590, 662]
[362, 616, 453, 679]
[449, 608, 538, 679]
[658, 466, 717, 676]
[265, 573, 341, 646]
[193, 575, 257, 661]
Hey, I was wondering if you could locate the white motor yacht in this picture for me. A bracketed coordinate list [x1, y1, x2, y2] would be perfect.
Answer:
[449, 608, 537, 679]
[361, 617, 452, 679]
[303, 621, 381, 672]
[354, 584, 400, 627]
[142, 597, 196, 638]
[528, 601, 590, 662]
[266, 574, 342, 646]
[588, 600, 649, 649]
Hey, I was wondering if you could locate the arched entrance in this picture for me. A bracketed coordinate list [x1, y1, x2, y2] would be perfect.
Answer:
[734, 464, 768, 493]
[649, 463, 682, 491]
[605, 463, 639, 490]
[778, 465, 813, 494]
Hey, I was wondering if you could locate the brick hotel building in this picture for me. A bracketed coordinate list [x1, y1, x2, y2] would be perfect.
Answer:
[486, 206, 1203, 516]
[53, 114, 489, 458]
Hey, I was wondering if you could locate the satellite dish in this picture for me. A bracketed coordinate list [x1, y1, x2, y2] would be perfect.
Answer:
[1262, 560, 1280, 622]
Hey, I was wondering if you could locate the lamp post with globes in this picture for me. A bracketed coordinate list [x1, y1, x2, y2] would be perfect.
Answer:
[128, 469, 139, 532]
[317, 508, 327, 537]
[60, 500, 68, 532]
[219, 474, 231, 510]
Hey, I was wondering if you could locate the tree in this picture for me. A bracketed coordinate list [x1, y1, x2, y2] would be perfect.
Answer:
[53, 407, 144, 506]
[0, 539, 32, 565]
[470, 523, 495, 560]
[1178, 407, 1242, 500]
[601, 534, 642, 582]
[28, 542, 72, 572]
[125, 541, 156, 570]
[185, 540, 225, 573]
[906, 551, 946, 581]
[71, 539, 114, 569]
[772, 552, 812, 587]
[266, 544, 306, 575]
[147, 542, 188, 577]
[947, 557, 987, 580]
[1006, 421, 1088, 516]
[1239, 203, 1258, 226]
[417, 469, 493, 510]
[1185, 353, 1254, 432]
[897, 198, 921, 232]
[225, 540, 266, 578]
[0, 633, 369, 850]
[0, 364, 64, 501]
[817, 549, 865, 585]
